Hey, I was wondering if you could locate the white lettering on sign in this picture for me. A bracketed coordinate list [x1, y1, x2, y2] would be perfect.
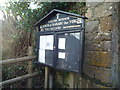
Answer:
[40, 14, 82, 30]
[64, 21, 69, 25]
[69, 19, 77, 24]
[77, 18, 82, 24]
[63, 25, 81, 29]
[48, 19, 57, 23]
[58, 17, 70, 21]
[56, 13, 60, 19]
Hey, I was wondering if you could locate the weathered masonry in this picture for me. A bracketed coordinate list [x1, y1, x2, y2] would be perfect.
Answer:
[83, 2, 120, 88]
[35, 9, 87, 73]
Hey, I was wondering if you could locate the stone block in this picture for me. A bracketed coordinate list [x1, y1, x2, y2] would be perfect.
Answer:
[83, 64, 111, 83]
[100, 41, 111, 51]
[87, 51, 111, 67]
[85, 43, 100, 51]
[85, 32, 98, 41]
[85, 21, 99, 32]
[94, 3, 112, 18]
[95, 67, 111, 83]
[83, 64, 95, 78]
[100, 16, 112, 32]
[86, 2, 103, 7]
[85, 32, 101, 51]
[85, 8, 93, 18]
[93, 33, 111, 44]
[105, 0, 118, 2]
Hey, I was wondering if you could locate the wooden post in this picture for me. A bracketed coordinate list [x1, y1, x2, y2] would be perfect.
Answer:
[27, 46, 33, 88]
[49, 74, 53, 88]
[74, 73, 80, 88]
[68, 73, 75, 88]
[44, 66, 49, 88]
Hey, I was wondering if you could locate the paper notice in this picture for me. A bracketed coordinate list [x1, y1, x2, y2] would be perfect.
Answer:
[40, 36, 46, 49]
[46, 35, 54, 50]
[58, 52, 65, 59]
[58, 38, 66, 49]
[39, 49, 45, 63]
[40, 35, 54, 50]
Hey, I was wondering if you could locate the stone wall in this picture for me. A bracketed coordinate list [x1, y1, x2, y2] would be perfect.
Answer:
[110, 2, 120, 87]
[118, 3, 120, 87]
[81, 2, 120, 88]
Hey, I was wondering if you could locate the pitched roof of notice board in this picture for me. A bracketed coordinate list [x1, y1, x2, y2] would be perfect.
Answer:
[34, 9, 88, 26]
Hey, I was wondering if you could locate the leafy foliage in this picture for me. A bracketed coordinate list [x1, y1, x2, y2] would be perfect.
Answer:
[53, 71, 70, 88]
[5, 2, 85, 32]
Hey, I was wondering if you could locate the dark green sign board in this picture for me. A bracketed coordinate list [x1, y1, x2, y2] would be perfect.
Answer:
[35, 9, 87, 73]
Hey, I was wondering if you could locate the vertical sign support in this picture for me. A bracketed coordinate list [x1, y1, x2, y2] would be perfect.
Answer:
[44, 66, 49, 88]
[69, 73, 75, 88]
[49, 73, 53, 88]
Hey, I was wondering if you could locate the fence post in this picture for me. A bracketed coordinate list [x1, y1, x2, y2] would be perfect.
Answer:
[27, 46, 33, 88]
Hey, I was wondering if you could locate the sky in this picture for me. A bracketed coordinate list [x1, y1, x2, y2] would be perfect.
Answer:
[0, 0, 9, 20]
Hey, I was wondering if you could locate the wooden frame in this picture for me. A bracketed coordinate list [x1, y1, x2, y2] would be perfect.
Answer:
[0, 46, 38, 88]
